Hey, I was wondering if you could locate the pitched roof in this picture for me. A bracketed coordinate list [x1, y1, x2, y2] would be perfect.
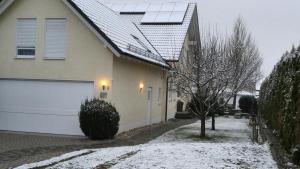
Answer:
[0, 0, 169, 68]
[67, 0, 169, 67]
[104, 2, 196, 61]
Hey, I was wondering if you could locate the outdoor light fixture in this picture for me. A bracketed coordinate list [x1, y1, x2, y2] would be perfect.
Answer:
[101, 80, 109, 91]
[139, 82, 144, 92]
[99, 79, 110, 99]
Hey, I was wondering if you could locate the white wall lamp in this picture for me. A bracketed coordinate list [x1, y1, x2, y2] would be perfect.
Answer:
[139, 82, 144, 93]
[99, 80, 109, 99]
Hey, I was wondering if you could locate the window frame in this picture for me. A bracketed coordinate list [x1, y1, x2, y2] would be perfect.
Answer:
[16, 18, 37, 59]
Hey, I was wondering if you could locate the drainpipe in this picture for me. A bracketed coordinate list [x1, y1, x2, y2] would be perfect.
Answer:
[165, 76, 169, 122]
[164, 70, 175, 122]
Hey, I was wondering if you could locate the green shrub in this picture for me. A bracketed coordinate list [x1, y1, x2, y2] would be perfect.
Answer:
[79, 98, 120, 140]
[239, 95, 257, 114]
[259, 44, 300, 151]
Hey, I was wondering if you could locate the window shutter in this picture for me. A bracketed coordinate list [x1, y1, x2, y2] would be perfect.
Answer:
[16, 18, 36, 57]
[45, 19, 67, 58]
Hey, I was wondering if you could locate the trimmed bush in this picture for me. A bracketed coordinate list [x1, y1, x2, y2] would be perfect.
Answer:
[79, 98, 120, 140]
[239, 95, 257, 114]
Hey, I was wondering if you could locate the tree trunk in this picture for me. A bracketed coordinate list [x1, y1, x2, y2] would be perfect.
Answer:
[232, 93, 237, 109]
[211, 112, 215, 130]
[200, 115, 206, 137]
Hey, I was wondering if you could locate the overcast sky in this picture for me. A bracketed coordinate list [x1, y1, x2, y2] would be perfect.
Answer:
[108, 0, 300, 79]
[195, 0, 300, 79]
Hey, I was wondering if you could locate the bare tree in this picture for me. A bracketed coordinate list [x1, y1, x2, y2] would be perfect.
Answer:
[171, 17, 262, 137]
[171, 31, 232, 137]
[228, 17, 263, 109]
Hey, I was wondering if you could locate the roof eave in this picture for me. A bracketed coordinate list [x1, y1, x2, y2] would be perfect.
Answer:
[62, 0, 122, 57]
[0, 0, 15, 15]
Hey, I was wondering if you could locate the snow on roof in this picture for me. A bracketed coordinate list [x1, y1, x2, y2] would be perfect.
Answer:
[105, 2, 196, 61]
[69, 0, 168, 67]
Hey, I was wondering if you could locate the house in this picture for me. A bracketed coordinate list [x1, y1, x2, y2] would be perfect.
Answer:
[105, 2, 200, 118]
[0, 0, 199, 135]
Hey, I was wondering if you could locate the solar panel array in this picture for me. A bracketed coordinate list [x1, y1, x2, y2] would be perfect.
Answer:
[118, 3, 196, 60]
[105, 3, 189, 24]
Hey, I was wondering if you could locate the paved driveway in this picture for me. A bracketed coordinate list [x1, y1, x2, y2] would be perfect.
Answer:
[0, 132, 100, 169]
[0, 119, 196, 169]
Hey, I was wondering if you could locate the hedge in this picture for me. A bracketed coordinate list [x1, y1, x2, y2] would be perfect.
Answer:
[259, 45, 300, 151]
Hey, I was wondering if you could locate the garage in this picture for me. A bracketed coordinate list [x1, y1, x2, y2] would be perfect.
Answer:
[0, 79, 94, 135]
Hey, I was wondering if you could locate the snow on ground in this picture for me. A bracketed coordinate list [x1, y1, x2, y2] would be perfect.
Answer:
[14, 149, 92, 169]
[15, 117, 278, 169]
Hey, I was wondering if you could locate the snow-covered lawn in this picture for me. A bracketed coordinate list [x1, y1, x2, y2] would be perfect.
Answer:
[15, 117, 278, 169]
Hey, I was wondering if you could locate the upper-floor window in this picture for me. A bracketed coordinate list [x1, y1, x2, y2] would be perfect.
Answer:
[45, 18, 67, 59]
[16, 18, 37, 58]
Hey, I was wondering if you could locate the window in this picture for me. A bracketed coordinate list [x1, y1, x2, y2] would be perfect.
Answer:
[16, 18, 37, 58]
[45, 18, 67, 59]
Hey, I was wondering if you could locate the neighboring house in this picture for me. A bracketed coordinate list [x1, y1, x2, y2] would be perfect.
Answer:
[105, 2, 200, 118]
[0, 0, 199, 135]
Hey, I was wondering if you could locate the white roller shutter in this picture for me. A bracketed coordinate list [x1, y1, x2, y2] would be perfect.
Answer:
[16, 18, 36, 57]
[45, 18, 67, 59]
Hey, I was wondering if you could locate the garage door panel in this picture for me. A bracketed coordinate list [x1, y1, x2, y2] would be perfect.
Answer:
[0, 112, 81, 135]
[0, 80, 94, 135]
[0, 105, 78, 116]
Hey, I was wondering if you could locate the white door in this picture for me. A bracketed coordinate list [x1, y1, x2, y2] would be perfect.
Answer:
[0, 80, 94, 135]
[147, 87, 153, 125]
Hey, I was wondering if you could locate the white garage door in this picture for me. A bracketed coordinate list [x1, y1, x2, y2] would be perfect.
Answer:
[0, 79, 94, 135]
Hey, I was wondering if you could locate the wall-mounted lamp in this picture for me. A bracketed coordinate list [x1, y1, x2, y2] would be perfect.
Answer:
[101, 80, 109, 91]
[139, 82, 144, 92]
[99, 79, 110, 99]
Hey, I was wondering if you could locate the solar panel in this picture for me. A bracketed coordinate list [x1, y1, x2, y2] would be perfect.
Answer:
[155, 12, 171, 23]
[141, 12, 158, 23]
[160, 3, 175, 12]
[147, 3, 162, 12]
[108, 2, 188, 24]
[173, 3, 188, 12]
[168, 11, 185, 23]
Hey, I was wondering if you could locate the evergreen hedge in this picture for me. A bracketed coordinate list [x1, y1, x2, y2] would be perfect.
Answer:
[259, 45, 300, 151]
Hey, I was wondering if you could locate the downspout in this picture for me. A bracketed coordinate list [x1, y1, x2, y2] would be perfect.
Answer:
[165, 76, 169, 122]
